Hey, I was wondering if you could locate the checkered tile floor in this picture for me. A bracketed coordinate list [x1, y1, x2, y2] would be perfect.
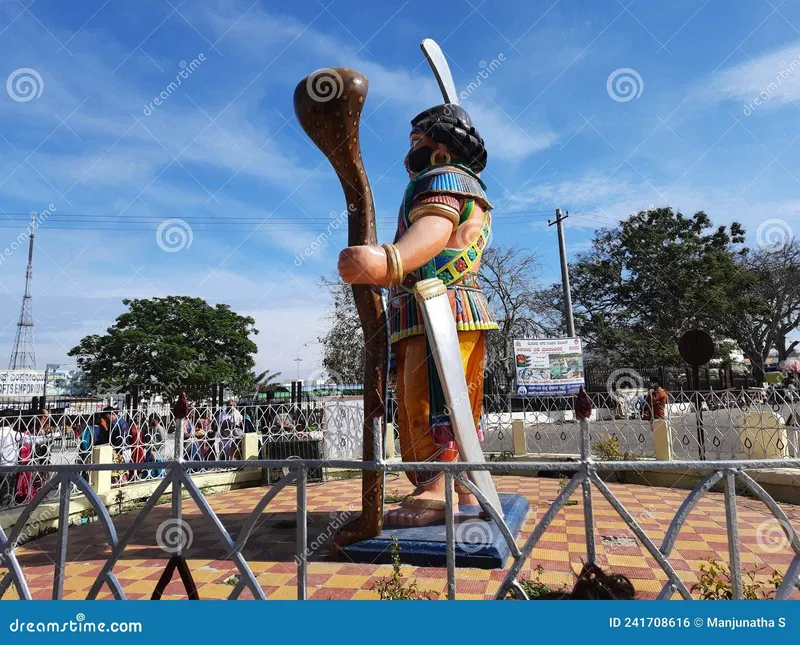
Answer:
[4, 476, 800, 600]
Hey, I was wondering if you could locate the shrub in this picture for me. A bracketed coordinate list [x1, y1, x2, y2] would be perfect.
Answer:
[515, 565, 562, 599]
[371, 537, 434, 600]
[692, 558, 783, 600]
[592, 434, 638, 483]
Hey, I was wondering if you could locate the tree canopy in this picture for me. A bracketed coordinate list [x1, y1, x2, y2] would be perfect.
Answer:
[480, 245, 553, 388]
[317, 277, 365, 384]
[568, 208, 748, 365]
[68, 296, 260, 398]
[724, 240, 800, 382]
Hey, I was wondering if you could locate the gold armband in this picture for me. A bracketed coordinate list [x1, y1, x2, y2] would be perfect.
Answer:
[382, 243, 404, 287]
[408, 203, 460, 230]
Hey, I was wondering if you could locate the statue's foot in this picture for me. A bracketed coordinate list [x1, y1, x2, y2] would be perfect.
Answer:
[384, 489, 447, 527]
[458, 491, 479, 507]
[330, 515, 381, 555]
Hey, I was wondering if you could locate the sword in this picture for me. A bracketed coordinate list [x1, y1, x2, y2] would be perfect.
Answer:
[414, 278, 503, 517]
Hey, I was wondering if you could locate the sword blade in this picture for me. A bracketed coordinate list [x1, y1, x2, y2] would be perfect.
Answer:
[421, 38, 459, 105]
[414, 279, 502, 517]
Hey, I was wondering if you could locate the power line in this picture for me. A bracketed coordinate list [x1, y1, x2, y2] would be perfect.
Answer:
[0, 210, 555, 222]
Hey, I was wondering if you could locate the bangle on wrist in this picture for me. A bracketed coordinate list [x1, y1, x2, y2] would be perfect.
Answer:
[382, 243, 404, 287]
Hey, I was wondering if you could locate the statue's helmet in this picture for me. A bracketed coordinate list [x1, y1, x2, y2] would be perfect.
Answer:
[410, 103, 487, 174]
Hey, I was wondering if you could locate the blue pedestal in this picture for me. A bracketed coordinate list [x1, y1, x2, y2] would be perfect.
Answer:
[337, 493, 529, 569]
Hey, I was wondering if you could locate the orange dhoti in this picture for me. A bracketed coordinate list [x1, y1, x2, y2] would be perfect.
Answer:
[394, 330, 486, 486]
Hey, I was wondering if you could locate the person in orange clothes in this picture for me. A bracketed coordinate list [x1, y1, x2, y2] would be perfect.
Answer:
[642, 377, 668, 421]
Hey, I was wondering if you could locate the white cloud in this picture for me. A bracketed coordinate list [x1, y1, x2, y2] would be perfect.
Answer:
[710, 41, 800, 110]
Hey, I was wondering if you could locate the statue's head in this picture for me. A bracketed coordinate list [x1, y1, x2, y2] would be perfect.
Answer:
[405, 104, 487, 177]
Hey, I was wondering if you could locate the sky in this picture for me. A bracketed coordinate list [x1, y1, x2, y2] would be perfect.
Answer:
[0, 0, 798, 380]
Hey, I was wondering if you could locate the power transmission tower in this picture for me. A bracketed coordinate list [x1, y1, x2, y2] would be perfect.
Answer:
[8, 214, 37, 370]
[549, 208, 575, 337]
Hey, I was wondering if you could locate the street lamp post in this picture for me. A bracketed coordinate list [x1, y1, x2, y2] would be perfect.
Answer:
[294, 357, 302, 380]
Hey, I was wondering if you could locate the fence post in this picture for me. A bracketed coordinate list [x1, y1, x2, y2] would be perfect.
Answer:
[652, 419, 673, 461]
[90, 445, 113, 496]
[512, 419, 526, 456]
[242, 432, 259, 460]
[385, 423, 396, 459]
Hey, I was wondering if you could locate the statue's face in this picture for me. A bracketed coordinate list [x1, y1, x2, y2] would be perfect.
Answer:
[409, 132, 438, 151]
[405, 133, 447, 178]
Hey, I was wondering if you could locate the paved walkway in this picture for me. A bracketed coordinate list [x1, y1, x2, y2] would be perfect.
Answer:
[4, 476, 800, 600]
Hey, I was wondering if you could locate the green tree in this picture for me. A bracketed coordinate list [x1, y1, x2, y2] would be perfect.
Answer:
[318, 277, 364, 383]
[480, 245, 552, 389]
[725, 240, 800, 383]
[568, 208, 747, 365]
[242, 369, 283, 395]
[68, 296, 259, 399]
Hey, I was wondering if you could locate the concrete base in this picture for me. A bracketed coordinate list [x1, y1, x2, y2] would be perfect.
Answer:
[338, 493, 529, 569]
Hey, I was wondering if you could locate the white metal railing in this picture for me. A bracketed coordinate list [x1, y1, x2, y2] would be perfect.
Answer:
[3, 390, 800, 511]
[0, 399, 369, 510]
[0, 414, 798, 600]
[481, 390, 800, 460]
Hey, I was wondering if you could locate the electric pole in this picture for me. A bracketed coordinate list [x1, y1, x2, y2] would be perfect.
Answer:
[549, 208, 575, 338]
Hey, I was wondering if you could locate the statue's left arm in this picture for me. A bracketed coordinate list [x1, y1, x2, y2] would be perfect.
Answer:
[338, 196, 460, 286]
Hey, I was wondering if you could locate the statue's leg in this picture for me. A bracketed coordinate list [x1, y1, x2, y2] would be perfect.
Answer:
[386, 335, 450, 526]
[386, 332, 486, 526]
[456, 330, 485, 507]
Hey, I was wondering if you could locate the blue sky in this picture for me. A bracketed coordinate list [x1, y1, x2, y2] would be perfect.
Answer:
[0, 0, 798, 379]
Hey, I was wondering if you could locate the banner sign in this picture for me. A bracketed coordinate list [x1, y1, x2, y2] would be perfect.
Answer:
[513, 338, 584, 397]
[0, 370, 45, 397]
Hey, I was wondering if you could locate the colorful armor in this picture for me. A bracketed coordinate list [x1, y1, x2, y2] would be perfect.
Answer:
[388, 163, 499, 344]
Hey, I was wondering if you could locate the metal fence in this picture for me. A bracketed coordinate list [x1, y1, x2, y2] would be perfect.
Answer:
[480, 389, 800, 461]
[0, 398, 368, 511]
[0, 415, 798, 600]
[2, 389, 799, 511]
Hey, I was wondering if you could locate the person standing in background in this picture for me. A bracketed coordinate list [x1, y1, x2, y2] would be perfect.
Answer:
[642, 377, 668, 421]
